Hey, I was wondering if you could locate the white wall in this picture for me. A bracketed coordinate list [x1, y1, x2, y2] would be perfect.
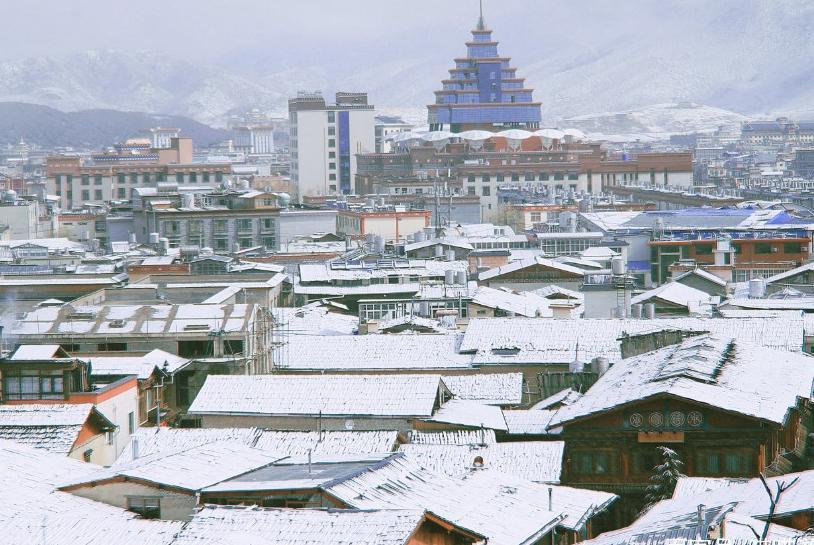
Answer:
[292, 110, 329, 198]
[69, 481, 196, 521]
[95, 385, 140, 466]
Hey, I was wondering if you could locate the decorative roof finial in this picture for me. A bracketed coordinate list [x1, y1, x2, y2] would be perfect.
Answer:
[477, 0, 486, 30]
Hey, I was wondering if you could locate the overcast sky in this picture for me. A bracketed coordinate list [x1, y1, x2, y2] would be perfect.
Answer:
[2, 0, 674, 65]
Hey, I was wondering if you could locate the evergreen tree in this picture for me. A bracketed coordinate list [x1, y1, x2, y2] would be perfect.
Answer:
[643, 446, 685, 508]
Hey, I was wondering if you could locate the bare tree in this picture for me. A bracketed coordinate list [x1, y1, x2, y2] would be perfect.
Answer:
[758, 473, 800, 541]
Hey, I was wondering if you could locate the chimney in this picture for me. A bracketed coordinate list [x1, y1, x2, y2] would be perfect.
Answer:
[131, 436, 140, 461]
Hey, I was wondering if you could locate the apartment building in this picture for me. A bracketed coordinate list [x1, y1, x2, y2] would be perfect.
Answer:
[289, 91, 375, 198]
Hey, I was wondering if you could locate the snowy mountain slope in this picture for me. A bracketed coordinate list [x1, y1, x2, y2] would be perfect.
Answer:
[0, 1, 812, 127]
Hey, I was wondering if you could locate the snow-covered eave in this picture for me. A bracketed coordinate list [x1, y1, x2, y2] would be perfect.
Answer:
[550, 390, 793, 431]
[187, 410, 435, 419]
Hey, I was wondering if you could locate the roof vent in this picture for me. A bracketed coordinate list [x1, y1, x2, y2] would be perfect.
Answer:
[109, 319, 126, 328]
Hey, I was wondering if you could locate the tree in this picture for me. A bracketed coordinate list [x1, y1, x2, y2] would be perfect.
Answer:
[643, 446, 685, 508]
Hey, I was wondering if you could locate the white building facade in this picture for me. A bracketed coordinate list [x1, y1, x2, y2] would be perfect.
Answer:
[289, 91, 375, 200]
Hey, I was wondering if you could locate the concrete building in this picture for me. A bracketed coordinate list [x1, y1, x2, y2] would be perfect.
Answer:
[375, 115, 413, 153]
[0, 194, 54, 240]
[148, 127, 180, 149]
[336, 207, 431, 242]
[289, 91, 375, 198]
[131, 185, 336, 252]
[232, 125, 275, 155]
[46, 138, 231, 209]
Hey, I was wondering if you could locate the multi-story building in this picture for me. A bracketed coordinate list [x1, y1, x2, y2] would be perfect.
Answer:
[131, 186, 336, 253]
[232, 125, 275, 155]
[148, 127, 180, 149]
[428, 10, 541, 132]
[740, 118, 814, 149]
[46, 138, 231, 209]
[336, 207, 431, 242]
[374, 116, 413, 153]
[289, 91, 375, 198]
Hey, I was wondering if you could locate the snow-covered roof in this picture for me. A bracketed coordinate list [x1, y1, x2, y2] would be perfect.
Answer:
[409, 429, 497, 445]
[278, 334, 472, 371]
[532, 388, 583, 410]
[459, 315, 804, 364]
[10, 303, 257, 336]
[587, 470, 814, 545]
[0, 439, 182, 544]
[273, 304, 358, 336]
[470, 286, 555, 317]
[188, 374, 447, 418]
[403, 237, 474, 252]
[532, 285, 584, 300]
[425, 400, 508, 431]
[87, 349, 190, 379]
[764, 261, 814, 284]
[63, 441, 283, 492]
[502, 410, 558, 435]
[399, 441, 564, 483]
[172, 506, 432, 545]
[479, 256, 585, 281]
[673, 267, 728, 287]
[666, 470, 814, 521]
[299, 259, 467, 283]
[376, 315, 451, 333]
[325, 455, 617, 544]
[723, 297, 814, 311]
[0, 404, 98, 454]
[114, 428, 400, 466]
[440, 373, 523, 404]
[582, 502, 801, 545]
[8, 344, 70, 360]
[551, 335, 814, 427]
[630, 281, 717, 308]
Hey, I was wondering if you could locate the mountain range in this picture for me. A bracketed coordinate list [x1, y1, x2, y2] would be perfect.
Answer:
[1, 0, 813, 144]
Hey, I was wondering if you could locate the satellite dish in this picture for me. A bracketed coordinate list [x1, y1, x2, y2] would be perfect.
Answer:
[344, 419, 355, 430]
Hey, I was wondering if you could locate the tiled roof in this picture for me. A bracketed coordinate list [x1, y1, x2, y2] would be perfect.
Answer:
[399, 441, 564, 482]
[171, 506, 429, 545]
[188, 374, 445, 418]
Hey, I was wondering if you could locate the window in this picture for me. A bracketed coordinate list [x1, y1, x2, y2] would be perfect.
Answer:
[143, 173, 151, 183]
[130, 173, 138, 184]
[329, 174, 337, 181]
[695, 244, 713, 255]
[328, 139, 336, 148]
[81, 174, 90, 186]
[327, 111, 335, 123]
[568, 173, 579, 180]
[3, 370, 64, 400]
[571, 450, 619, 475]
[94, 175, 103, 185]
[482, 186, 491, 196]
[496, 174, 504, 182]
[94, 190, 103, 200]
[329, 162, 336, 170]
[81, 190, 90, 201]
[328, 127, 335, 136]
[224, 340, 244, 355]
[117, 173, 126, 184]
[118, 187, 126, 199]
[530, 212, 542, 223]
[83, 450, 93, 463]
[189, 172, 197, 183]
[511, 173, 520, 182]
[554, 172, 564, 181]
[467, 187, 476, 195]
[98, 342, 127, 352]
[467, 175, 476, 183]
[127, 497, 160, 519]
[128, 412, 135, 435]
[525, 173, 534, 181]
[784, 242, 802, 254]
[755, 242, 772, 254]
[328, 151, 336, 159]
[695, 449, 753, 476]
[176, 172, 185, 183]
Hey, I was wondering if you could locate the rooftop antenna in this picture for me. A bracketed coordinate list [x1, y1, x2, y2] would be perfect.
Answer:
[477, 0, 486, 30]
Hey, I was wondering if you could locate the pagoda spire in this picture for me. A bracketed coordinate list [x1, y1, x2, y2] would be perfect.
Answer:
[476, 0, 486, 30]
